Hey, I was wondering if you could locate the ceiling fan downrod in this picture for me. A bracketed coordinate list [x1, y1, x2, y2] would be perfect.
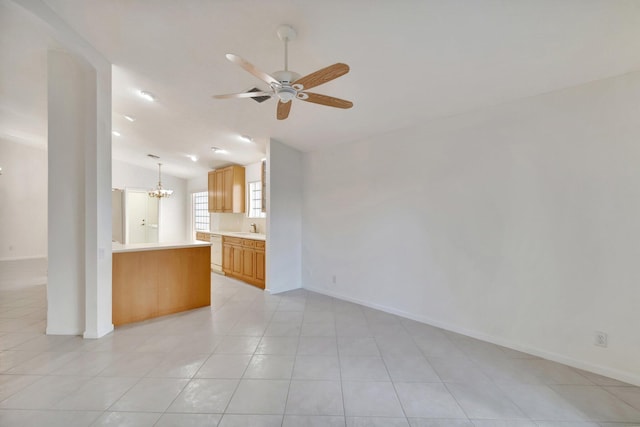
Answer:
[277, 25, 296, 72]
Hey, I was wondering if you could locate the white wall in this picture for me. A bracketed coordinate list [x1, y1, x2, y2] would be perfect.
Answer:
[0, 138, 47, 260]
[302, 71, 640, 385]
[0, 138, 48, 289]
[112, 159, 189, 242]
[267, 140, 302, 294]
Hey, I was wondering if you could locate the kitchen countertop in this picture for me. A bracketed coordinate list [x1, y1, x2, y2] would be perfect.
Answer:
[208, 231, 266, 241]
[112, 241, 211, 253]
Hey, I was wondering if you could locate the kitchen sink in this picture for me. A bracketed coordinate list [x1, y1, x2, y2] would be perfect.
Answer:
[226, 231, 265, 238]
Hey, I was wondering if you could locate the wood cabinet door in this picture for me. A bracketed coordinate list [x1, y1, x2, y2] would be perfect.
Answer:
[231, 245, 243, 276]
[255, 250, 265, 283]
[222, 243, 233, 273]
[222, 167, 233, 212]
[242, 248, 255, 279]
[214, 170, 224, 212]
[207, 172, 215, 213]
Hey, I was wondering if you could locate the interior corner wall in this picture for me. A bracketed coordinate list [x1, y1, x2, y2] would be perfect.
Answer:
[266, 139, 302, 294]
[0, 138, 48, 260]
[301, 72, 640, 385]
[112, 159, 189, 242]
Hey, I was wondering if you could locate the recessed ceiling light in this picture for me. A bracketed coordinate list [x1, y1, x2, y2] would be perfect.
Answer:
[138, 90, 156, 101]
[211, 146, 228, 154]
[112, 130, 121, 137]
[240, 135, 253, 143]
[124, 115, 135, 122]
[188, 155, 198, 162]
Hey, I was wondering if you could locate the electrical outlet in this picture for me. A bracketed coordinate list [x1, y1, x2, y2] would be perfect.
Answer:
[332, 275, 336, 284]
[595, 331, 608, 348]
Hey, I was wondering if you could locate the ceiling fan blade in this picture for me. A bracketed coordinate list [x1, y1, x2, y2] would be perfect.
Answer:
[301, 92, 353, 109]
[277, 100, 292, 120]
[225, 53, 280, 87]
[212, 91, 272, 99]
[293, 63, 350, 91]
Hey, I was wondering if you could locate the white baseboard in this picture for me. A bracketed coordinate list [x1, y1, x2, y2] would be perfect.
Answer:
[0, 255, 47, 262]
[46, 327, 83, 336]
[84, 323, 114, 339]
[304, 285, 640, 387]
[0, 278, 47, 290]
[268, 284, 302, 295]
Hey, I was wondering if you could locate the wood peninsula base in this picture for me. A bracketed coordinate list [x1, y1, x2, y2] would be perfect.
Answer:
[112, 242, 211, 326]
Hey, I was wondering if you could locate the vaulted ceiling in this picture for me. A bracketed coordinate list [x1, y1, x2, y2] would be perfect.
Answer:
[3, 0, 640, 178]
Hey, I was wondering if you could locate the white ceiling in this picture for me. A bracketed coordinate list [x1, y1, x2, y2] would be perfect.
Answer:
[3, 0, 640, 179]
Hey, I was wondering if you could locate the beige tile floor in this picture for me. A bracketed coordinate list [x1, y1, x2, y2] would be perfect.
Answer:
[1, 274, 639, 426]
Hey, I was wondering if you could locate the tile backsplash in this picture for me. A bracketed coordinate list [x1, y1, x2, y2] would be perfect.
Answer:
[210, 213, 266, 234]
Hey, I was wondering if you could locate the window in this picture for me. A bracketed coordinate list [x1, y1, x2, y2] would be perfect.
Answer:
[248, 181, 266, 219]
[193, 191, 209, 231]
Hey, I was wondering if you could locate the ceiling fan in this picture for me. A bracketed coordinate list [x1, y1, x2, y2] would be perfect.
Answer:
[212, 25, 353, 120]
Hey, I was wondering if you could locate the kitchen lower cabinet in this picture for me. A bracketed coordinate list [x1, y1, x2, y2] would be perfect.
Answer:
[231, 245, 242, 276]
[195, 231, 210, 242]
[112, 244, 211, 326]
[222, 236, 265, 289]
[242, 247, 255, 278]
[255, 248, 265, 282]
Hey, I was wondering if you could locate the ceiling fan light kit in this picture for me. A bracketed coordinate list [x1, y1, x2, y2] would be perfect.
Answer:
[213, 24, 353, 120]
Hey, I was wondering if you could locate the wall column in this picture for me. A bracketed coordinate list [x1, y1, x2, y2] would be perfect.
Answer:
[47, 49, 113, 337]
[266, 139, 303, 293]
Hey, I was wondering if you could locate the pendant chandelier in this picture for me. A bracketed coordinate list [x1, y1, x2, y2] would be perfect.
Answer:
[148, 163, 173, 198]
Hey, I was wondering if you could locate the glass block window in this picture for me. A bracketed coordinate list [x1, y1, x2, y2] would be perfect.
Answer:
[193, 191, 209, 231]
[248, 181, 266, 219]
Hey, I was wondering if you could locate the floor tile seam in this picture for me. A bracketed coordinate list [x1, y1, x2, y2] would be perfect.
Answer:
[148, 377, 194, 417]
[441, 381, 482, 423]
[443, 346, 520, 388]
[81, 375, 144, 413]
[281, 359, 295, 427]
[0, 353, 43, 373]
[0, 376, 95, 411]
[518, 387, 602, 423]
[383, 378, 411, 425]
[218, 350, 256, 416]
[193, 348, 227, 379]
[335, 311, 348, 424]
[596, 384, 640, 412]
[524, 360, 598, 387]
[598, 385, 640, 415]
[341, 327, 403, 420]
[1, 334, 42, 351]
[373, 333, 443, 383]
[0, 378, 46, 405]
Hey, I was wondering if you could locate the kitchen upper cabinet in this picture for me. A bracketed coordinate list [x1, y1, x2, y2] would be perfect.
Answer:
[208, 165, 245, 213]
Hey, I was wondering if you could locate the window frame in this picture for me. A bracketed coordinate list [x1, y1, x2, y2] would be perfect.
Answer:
[247, 180, 266, 219]
[192, 191, 210, 232]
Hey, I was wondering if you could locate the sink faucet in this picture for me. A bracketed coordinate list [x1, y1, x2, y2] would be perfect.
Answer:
[249, 223, 257, 233]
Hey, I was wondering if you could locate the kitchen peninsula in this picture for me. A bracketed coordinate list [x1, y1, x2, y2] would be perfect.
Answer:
[112, 241, 211, 326]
